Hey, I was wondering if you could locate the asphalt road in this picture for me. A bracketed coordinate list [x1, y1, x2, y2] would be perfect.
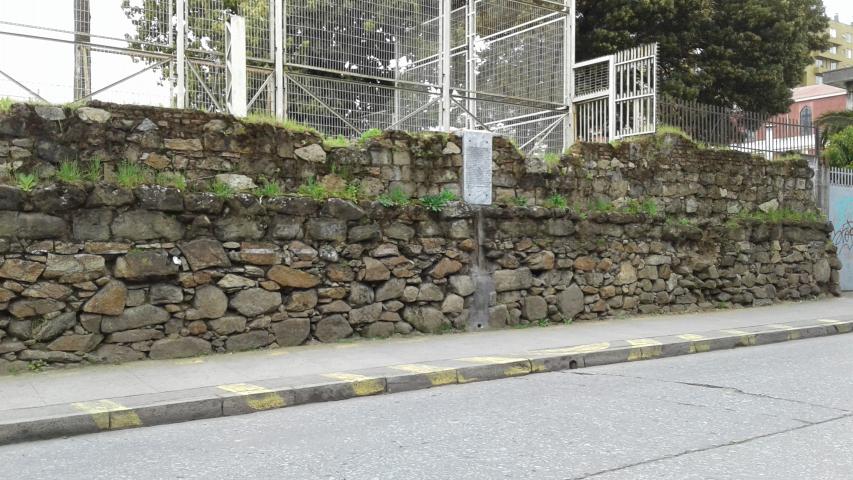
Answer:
[2, 334, 852, 480]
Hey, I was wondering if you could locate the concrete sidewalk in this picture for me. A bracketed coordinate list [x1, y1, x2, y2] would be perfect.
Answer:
[2, 296, 852, 412]
[1, 296, 852, 445]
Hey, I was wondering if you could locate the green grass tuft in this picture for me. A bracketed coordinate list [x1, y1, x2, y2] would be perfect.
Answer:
[155, 172, 187, 190]
[116, 161, 147, 189]
[297, 176, 329, 201]
[420, 189, 457, 212]
[323, 135, 350, 149]
[84, 156, 102, 183]
[378, 187, 411, 207]
[210, 180, 235, 199]
[544, 194, 568, 209]
[510, 196, 529, 207]
[0, 98, 13, 114]
[56, 160, 83, 184]
[253, 178, 283, 198]
[243, 114, 320, 136]
[358, 128, 383, 145]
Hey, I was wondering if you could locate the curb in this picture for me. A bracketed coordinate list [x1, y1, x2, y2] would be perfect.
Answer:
[1, 318, 850, 446]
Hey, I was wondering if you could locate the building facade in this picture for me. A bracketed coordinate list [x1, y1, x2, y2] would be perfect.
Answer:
[802, 16, 853, 86]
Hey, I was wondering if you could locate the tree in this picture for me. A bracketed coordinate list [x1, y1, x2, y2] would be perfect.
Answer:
[825, 126, 853, 168]
[817, 111, 853, 147]
[576, 0, 829, 114]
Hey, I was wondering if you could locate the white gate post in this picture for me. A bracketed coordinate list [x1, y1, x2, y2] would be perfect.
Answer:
[439, 0, 452, 130]
[608, 54, 616, 141]
[226, 15, 247, 117]
[274, 0, 285, 119]
[563, 0, 575, 149]
[175, 0, 186, 109]
[465, 0, 477, 130]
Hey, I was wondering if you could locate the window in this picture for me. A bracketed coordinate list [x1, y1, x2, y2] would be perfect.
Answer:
[847, 49, 853, 59]
[829, 46, 837, 54]
[800, 106, 813, 136]
[816, 75, 824, 84]
[816, 58, 824, 68]
[830, 28, 837, 38]
[830, 61, 839, 70]
[845, 33, 853, 43]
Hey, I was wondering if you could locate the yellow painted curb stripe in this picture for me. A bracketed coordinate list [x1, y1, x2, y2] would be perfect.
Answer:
[217, 383, 286, 410]
[323, 373, 385, 396]
[626, 338, 663, 361]
[390, 364, 457, 386]
[459, 356, 526, 365]
[72, 400, 142, 430]
[678, 334, 705, 341]
[533, 342, 611, 355]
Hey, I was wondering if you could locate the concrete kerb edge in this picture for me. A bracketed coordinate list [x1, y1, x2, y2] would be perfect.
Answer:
[1, 318, 850, 446]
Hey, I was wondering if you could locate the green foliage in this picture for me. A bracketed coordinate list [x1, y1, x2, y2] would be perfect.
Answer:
[537, 318, 551, 328]
[0, 98, 13, 113]
[816, 111, 853, 147]
[667, 217, 695, 227]
[253, 178, 282, 198]
[210, 180, 236, 199]
[339, 182, 361, 202]
[625, 199, 659, 216]
[155, 172, 188, 191]
[27, 359, 48, 373]
[576, 0, 828, 114]
[420, 189, 457, 212]
[378, 187, 411, 207]
[116, 161, 147, 189]
[510, 196, 529, 207]
[358, 128, 383, 145]
[323, 135, 350, 149]
[15, 172, 37, 192]
[297, 176, 329, 201]
[825, 126, 853, 168]
[656, 124, 693, 141]
[591, 198, 613, 213]
[56, 160, 82, 184]
[544, 194, 568, 209]
[543, 152, 561, 172]
[84, 156, 102, 183]
[243, 114, 320, 136]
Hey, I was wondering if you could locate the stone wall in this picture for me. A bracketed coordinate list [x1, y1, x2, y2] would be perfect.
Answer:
[0, 102, 841, 373]
[0, 102, 816, 216]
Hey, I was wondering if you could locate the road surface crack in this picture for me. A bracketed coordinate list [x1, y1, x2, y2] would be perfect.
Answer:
[569, 371, 851, 414]
[565, 412, 853, 479]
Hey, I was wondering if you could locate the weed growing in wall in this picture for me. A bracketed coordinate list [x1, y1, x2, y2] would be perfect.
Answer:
[323, 135, 350, 149]
[420, 189, 457, 212]
[210, 180, 236, 199]
[116, 161, 147, 189]
[378, 187, 411, 207]
[544, 194, 567, 209]
[253, 178, 283, 198]
[15, 172, 37, 192]
[56, 160, 83, 184]
[84, 156, 102, 183]
[155, 172, 187, 191]
[0, 98, 13, 114]
[358, 128, 383, 146]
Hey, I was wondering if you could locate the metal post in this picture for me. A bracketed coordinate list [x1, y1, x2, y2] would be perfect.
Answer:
[73, 0, 91, 101]
[393, 40, 401, 128]
[465, 0, 477, 130]
[439, 0, 452, 130]
[563, 0, 575, 150]
[226, 15, 247, 117]
[607, 54, 616, 141]
[175, 0, 186, 109]
[274, 0, 285, 119]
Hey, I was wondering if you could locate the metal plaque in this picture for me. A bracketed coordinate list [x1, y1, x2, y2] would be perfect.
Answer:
[462, 130, 493, 205]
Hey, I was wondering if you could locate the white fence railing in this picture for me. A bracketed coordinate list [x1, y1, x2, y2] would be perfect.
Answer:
[830, 166, 853, 187]
[573, 44, 657, 143]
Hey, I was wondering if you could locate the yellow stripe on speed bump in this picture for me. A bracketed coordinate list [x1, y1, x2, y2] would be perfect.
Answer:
[390, 364, 457, 386]
[72, 399, 142, 430]
[533, 342, 611, 355]
[627, 338, 663, 361]
[323, 373, 385, 396]
[217, 383, 286, 411]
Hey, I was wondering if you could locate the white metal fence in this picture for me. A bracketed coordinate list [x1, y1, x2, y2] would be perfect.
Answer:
[830, 166, 853, 187]
[573, 44, 657, 143]
[1, 2, 669, 156]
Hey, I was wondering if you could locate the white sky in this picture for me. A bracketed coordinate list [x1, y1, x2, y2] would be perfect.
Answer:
[824, 0, 853, 23]
[0, 1, 851, 105]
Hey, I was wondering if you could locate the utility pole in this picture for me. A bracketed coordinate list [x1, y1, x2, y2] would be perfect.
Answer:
[73, 0, 91, 101]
